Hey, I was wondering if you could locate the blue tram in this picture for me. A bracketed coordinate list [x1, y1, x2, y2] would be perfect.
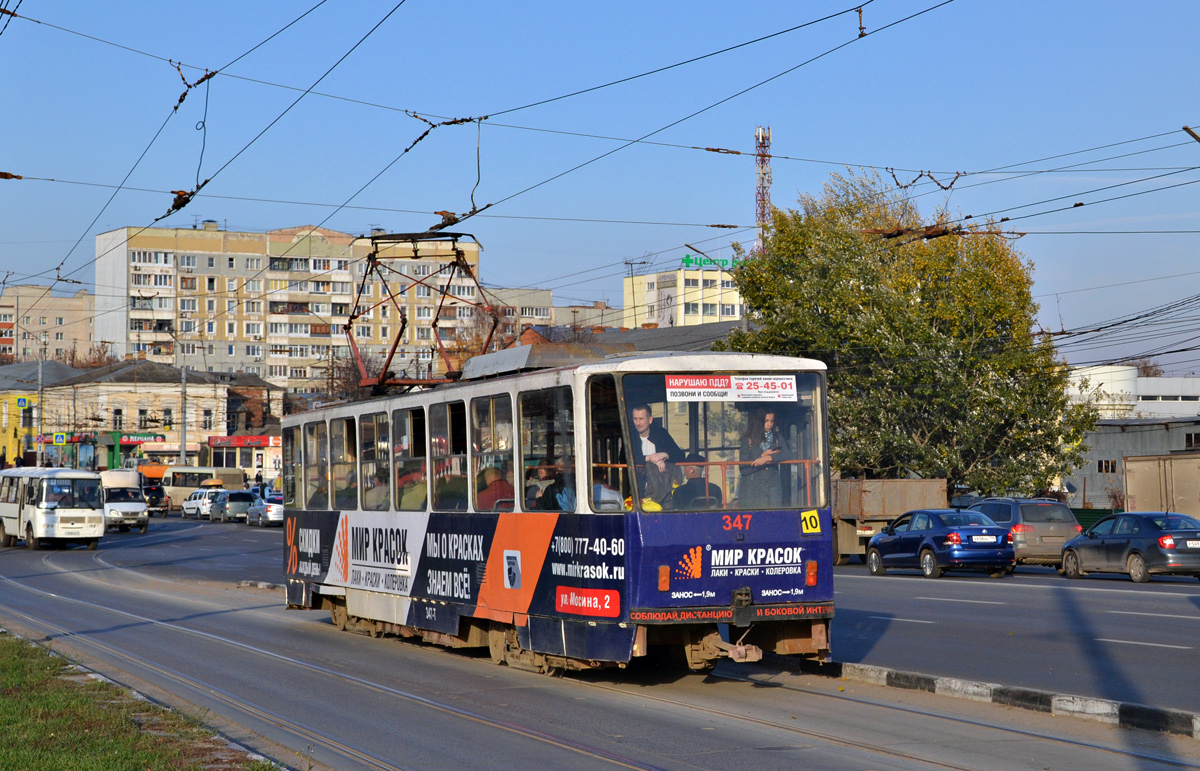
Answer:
[282, 349, 833, 671]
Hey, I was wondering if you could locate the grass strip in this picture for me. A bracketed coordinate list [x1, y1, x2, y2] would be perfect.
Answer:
[0, 632, 276, 770]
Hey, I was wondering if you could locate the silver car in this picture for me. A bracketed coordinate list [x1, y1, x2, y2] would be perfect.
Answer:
[247, 492, 284, 527]
[970, 498, 1082, 569]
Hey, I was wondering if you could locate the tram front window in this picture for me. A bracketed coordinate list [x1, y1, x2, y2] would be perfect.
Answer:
[620, 373, 826, 511]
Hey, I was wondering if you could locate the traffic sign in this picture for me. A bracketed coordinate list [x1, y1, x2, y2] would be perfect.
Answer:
[53, 434, 66, 446]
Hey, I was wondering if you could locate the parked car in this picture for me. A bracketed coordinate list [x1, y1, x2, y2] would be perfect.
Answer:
[247, 492, 284, 527]
[867, 509, 1014, 579]
[1062, 512, 1200, 582]
[969, 498, 1082, 570]
[210, 490, 255, 522]
[181, 488, 222, 519]
[142, 484, 168, 517]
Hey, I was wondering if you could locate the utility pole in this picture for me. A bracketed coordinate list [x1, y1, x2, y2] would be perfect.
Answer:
[35, 360, 43, 467]
[178, 367, 187, 466]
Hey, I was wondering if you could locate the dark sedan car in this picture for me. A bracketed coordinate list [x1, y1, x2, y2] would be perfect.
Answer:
[867, 509, 1014, 579]
[1062, 512, 1200, 582]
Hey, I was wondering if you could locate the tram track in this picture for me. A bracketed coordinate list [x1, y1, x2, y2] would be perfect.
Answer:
[6, 540, 1198, 770]
[0, 561, 665, 771]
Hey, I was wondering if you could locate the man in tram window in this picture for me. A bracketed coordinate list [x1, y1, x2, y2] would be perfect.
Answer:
[477, 465, 515, 511]
[629, 403, 685, 504]
[363, 470, 389, 511]
[334, 471, 359, 511]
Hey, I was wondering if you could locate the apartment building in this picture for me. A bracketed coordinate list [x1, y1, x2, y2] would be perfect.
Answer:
[0, 285, 96, 361]
[95, 223, 482, 392]
[622, 253, 745, 329]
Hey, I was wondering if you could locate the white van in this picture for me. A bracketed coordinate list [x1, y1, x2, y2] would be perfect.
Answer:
[99, 469, 149, 533]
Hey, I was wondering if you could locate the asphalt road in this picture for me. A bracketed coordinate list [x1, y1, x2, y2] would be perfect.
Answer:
[833, 561, 1200, 713]
[0, 519, 1197, 770]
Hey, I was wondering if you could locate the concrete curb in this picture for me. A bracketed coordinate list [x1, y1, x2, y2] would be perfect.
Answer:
[836, 661, 1199, 739]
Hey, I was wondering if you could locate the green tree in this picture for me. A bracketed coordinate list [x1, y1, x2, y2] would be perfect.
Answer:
[716, 171, 1096, 498]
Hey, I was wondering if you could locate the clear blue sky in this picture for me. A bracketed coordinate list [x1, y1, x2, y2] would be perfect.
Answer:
[3, 1, 1199, 370]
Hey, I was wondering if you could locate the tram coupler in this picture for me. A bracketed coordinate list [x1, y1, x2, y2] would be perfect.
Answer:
[712, 638, 763, 663]
[685, 631, 763, 668]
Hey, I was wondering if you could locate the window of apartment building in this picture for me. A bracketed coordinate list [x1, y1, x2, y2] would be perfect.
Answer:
[206, 322, 215, 334]
[245, 300, 262, 314]
[356, 325, 371, 339]
[113, 409, 123, 430]
[684, 278, 699, 288]
[155, 297, 173, 311]
[245, 258, 261, 270]
[207, 344, 214, 355]
[288, 280, 308, 292]
[417, 327, 431, 340]
[288, 345, 310, 358]
[55, 317, 63, 326]
[207, 257, 215, 268]
[225, 277, 236, 292]
[226, 322, 236, 336]
[160, 408, 173, 429]
[37, 317, 45, 325]
[335, 259, 348, 271]
[416, 285, 431, 298]
[1139, 395, 1160, 401]
[227, 300, 237, 314]
[380, 305, 390, 319]
[202, 409, 213, 430]
[412, 264, 430, 277]
[721, 279, 735, 289]
[227, 345, 235, 355]
[38, 332, 47, 343]
[1097, 459, 1118, 474]
[703, 278, 717, 288]
[54, 348, 63, 357]
[454, 306, 471, 319]
[54, 332, 63, 341]
[152, 274, 172, 287]
[290, 367, 309, 379]
[180, 320, 196, 333]
[1187, 433, 1200, 449]
[206, 300, 216, 313]
[0, 314, 11, 323]
[703, 303, 717, 316]
[380, 326, 388, 340]
[138, 409, 149, 429]
[721, 303, 736, 316]
[331, 282, 351, 294]
[227, 257, 235, 269]
[180, 299, 197, 312]
[646, 282, 655, 291]
[268, 365, 287, 377]
[312, 258, 331, 271]
[310, 280, 331, 294]
[332, 304, 349, 316]
[246, 345, 262, 357]
[413, 306, 432, 320]
[20, 316, 29, 325]
[268, 279, 288, 293]
[207, 277, 216, 291]
[245, 279, 262, 293]
[684, 302, 699, 315]
[177, 255, 195, 268]
[180, 277, 197, 291]
[287, 323, 309, 335]
[245, 322, 262, 337]
[180, 343, 196, 355]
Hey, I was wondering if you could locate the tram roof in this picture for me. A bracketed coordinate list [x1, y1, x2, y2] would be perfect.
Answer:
[460, 345, 825, 380]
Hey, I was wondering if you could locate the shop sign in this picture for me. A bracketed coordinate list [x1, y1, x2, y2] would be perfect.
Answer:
[208, 435, 281, 448]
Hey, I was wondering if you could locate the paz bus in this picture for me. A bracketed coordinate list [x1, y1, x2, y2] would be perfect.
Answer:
[0, 468, 105, 550]
[282, 349, 833, 672]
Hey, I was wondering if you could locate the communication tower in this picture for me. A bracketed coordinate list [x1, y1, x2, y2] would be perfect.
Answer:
[754, 126, 772, 254]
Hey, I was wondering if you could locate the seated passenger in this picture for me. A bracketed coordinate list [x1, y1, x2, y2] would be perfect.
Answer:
[363, 472, 389, 511]
[671, 453, 723, 510]
[334, 472, 358, 511]
[593, 469, 624, 508]
[477, 466, 515, 511]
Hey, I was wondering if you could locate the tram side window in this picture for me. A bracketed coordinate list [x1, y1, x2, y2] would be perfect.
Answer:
[282, 426, 301, 508]
[520, 386, 575, 512]
[331, 418, 358, 511]
[588, 376, 628, 512]
[472, 395, 514, 512]
[303, 422, 329, 509]
[430, 402, 468, 511]
[393, 408, 427, 511]
[359, 412, 390, 511]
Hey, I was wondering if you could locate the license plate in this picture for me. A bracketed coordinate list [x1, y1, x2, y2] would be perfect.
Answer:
[1188, 540, 1200, 549]
[972, 535, 997, 543]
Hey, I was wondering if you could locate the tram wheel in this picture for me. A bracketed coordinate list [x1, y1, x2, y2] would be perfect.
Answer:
[488, 623, 510, 665]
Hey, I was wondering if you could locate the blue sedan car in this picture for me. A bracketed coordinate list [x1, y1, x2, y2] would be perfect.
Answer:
[867, 509, 1014, 579]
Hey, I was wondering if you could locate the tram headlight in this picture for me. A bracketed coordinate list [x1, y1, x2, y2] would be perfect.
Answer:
[658, 565, 670, 592]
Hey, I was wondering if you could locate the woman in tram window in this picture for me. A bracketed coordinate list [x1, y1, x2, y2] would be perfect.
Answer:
[738, 409, 790, 509]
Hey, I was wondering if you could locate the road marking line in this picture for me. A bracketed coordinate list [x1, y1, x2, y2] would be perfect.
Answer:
[835, 572, 1200, 598]
[915, 597, 1005, 605]
[869, 616, 935, 624]
[1095, 638, 1191, 650]
[1108, 610, 1200, 621]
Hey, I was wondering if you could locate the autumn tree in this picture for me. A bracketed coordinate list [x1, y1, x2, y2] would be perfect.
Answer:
[716, 171, 1097, 498]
